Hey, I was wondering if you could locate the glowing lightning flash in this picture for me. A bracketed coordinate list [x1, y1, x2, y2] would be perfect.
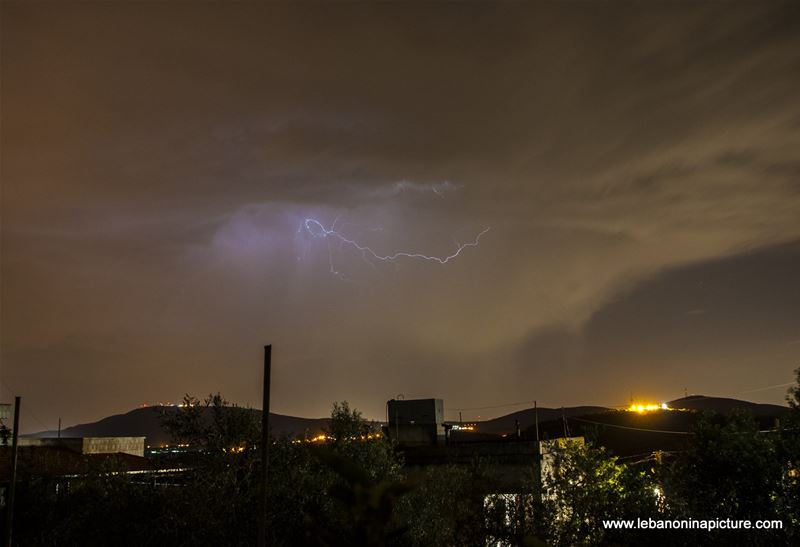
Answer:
[302, 218, 489, 276]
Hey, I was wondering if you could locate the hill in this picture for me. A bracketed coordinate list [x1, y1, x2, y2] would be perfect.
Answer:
[26, 395, 787, 450]
[519, 396, 789, 457]
[28, 406, 331, 447]
[667, 395, 788, 416]
[477, 406, 611, 435]
[473, 396, 788, 436]
[450, 396, 789, 454]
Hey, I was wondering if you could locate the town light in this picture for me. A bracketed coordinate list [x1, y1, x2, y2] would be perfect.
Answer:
[628, 403, 669, 413]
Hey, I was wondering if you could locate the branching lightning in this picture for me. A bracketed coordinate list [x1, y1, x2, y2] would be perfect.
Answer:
[300, 217, 489, 277]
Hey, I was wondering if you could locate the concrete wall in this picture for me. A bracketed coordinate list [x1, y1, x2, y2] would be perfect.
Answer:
[387, 398, 444, 425]
[82, 437, 145, 457]
[19, 438, 84, 453]
[19, 437, 145, 457]
[386, 423, 446, 446]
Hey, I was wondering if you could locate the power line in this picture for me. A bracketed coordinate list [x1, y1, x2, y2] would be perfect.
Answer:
[567, 416, 779, 436]
[616, 450, 682, 462]
[0, 381, 55, 433]
[568, 416, 693, 435]
[740, 382, 796, 394]
[448, 399, 630, 412]
[448, 400, 538, 412]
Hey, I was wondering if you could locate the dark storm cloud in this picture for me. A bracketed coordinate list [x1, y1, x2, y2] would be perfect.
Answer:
[575, 241, 800, 405]
[2, 2, 800, 429]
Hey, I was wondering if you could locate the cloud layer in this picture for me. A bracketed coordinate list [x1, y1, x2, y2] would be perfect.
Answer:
[2, 2, 800, 429]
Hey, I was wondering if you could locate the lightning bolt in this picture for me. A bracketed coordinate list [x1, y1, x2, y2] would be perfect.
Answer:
[301, 217, 489, 275]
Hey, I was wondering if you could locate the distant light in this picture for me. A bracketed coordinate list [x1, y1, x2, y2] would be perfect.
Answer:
[628, 403, 669, 413]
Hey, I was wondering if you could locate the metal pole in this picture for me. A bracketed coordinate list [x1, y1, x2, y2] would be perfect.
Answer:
[3, 396, 21, 547]
[534, 400, 539, 442]
[258, 346, 271, 547]
[394, 394, 403, 443]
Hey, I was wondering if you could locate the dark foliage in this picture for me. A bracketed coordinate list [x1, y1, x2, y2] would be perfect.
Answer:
[7, 382, 800, 546]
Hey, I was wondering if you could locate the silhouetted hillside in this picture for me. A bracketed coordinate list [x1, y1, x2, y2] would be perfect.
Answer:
[477, 406, 611, 435]
[452, 396, 789, 455]
[668, 395, 788, 416]
[521, 398, 788, 456]
[28, 406, 330, 447]
[27, 395, 787, 450]
[473, 396, 787, 437]
[530, 409, 698, 456]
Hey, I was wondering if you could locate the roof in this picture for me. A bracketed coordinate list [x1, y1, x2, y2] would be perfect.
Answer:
[0, 445, 154, 482]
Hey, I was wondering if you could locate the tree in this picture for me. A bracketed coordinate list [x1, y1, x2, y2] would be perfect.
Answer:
[159, 393, 261, 455]
[663, 411, 785, 546]
[159, 397, 406, 546]
[324, 401, 400, 482]
[304, 448, 410, 547]
[288, 401, 406, 546]
[156, 393, 262, 545]
[776, 367, 800, 541]
[397, 463, 486, 547]
[787, 366, 800, 411]
[540, 439, 658, 546]
[12, 457, 170, 547]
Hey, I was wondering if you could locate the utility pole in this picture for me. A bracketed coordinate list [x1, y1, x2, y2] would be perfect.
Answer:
[257, 346, 272, 547]
[394, 394, 403, 443]
[533, 400, 542, 498]
[3, 396, 21, 547]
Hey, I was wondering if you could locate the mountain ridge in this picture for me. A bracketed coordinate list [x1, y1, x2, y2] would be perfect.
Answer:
[27, 395, 788, 446]
[29, 406, 332, 447]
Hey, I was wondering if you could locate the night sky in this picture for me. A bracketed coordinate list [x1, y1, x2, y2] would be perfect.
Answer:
[2, 3, 800, 433]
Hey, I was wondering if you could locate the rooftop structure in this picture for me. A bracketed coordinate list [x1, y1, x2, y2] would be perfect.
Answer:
[18, 437, 145, 457]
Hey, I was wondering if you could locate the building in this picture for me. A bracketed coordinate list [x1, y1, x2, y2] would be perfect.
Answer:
[0, 436, 185, 501]
[385, 398, 445, 446]
[19, 436, 146, 457]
